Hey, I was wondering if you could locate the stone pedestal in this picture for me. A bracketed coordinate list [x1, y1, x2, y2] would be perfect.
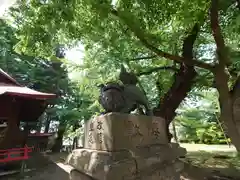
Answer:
[66, 113, 186, 180]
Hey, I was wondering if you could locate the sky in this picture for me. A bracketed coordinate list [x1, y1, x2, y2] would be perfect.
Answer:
[65, 46, 85, 80]
[0, 0, 16, 17]
[65, 45, 84, 65]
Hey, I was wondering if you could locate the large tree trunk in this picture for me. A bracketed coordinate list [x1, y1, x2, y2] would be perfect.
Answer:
[210, 0, 240, 152]
[44, 116, 51, 133]
[226, 76, 240, 151]
[172, 120, 178, 143]
[231, 76, 240, 136]
[72, 137, 79, 150]
[72, 122, 81, 150]
[154, 24, 198, 141]
[214, 70, 240, 151]
[51, 122, 66, 153]
[36, 113, 44, 132]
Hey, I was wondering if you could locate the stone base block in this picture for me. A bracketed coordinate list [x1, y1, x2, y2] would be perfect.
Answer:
[66, 143, 186, 180]
[84, 113, 168, 151]
[70, 163, 182, 180]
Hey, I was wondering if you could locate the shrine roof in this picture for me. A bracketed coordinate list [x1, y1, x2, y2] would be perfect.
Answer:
[0, 68, 21, 86]
[0, 83, 56, 100]
[0, 69, 56, 100]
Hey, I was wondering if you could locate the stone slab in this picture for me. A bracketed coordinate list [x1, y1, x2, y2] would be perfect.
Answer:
[84, 113, 168, 151]
[66, 144, 186, 180]
[66, 148, 136, 180]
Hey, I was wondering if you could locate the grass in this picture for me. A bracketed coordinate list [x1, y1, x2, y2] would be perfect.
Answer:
[185, 151, 240, 167]
[181, 150, 240, 179]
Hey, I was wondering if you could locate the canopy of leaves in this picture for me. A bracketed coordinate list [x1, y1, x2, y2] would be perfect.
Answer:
[2, 0, 240, 144]
[7, 0, 240, 106]
[0, 19, 95, 130]
[175, 90, 229, 144]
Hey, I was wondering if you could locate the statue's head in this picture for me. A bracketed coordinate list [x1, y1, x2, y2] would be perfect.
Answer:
[119, 65, 138, 85]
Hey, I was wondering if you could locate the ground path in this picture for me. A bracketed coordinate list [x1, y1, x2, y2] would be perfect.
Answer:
[180, 143, 236, 153]
[1, 144, 239, 180]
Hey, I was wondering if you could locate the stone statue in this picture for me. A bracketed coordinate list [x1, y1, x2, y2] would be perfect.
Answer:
[119, 65, 138, 85]
[98, 65, 153, 116]
[98, 82, 126, 113]
[66, 66, 186, 180]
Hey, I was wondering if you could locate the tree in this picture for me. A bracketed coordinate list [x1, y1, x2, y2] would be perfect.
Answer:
[0, 18, 97, 152]
[175, 89, 229, 144]
[6, 0, 240, 151]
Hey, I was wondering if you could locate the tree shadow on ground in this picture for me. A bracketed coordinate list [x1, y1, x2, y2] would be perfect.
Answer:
[3, 151, 239, 180]
[181, 151, 240, 180]
[0, 152, 70, 180]
[24, 161, 70, 180]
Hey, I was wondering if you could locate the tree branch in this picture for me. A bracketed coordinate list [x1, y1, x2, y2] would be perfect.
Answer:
[210, 0, 229, 66]
[137, 66, 178, 76]
[128, 55, 158, 61]
[210, 0, 225, 50]
[111, 9, 215, 71]
[182, 24, 199, 59]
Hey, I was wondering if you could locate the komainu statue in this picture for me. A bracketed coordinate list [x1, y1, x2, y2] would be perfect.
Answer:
[98, 65, 153, 116]
[98, 82, 125, 113]
[67, 65, 185, 180]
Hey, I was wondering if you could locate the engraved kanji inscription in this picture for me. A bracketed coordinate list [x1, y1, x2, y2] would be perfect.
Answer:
[88, 132, 93, 144]
[132, 124, 143, 137]
[97, 132, 103, 144]
[151, 128, 161, 139]
[150, 121, 161, 139]
[97, 121, 103, 130]
[89, 122, 94, 131]
[124, 120, 144, 146]
[125, 120, 134, 135]
[126, 120, 143, 137]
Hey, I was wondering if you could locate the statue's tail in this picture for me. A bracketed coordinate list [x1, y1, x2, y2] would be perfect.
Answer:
[119, 65, 138, 85]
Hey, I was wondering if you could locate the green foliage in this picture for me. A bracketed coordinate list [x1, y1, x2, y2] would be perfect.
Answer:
[0, 19, 95, 131]
[178, 119, 230, 144]
[2, 0, 240, 146]
[176, 90, 230, 144]
[9, 0, 212, 56]
[6, 0, 226, 109]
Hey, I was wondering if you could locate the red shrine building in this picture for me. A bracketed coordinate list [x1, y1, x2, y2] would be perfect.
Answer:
[0, 68, 56, 150]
